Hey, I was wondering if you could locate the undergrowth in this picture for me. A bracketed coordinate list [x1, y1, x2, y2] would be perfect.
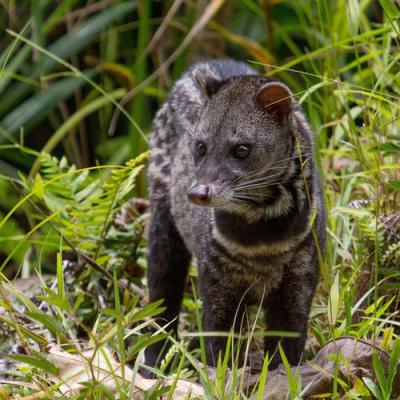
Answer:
[0, 0, 400, 398]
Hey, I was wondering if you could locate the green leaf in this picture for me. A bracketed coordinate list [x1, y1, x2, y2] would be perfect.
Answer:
[25, 311, 64, 337]
[98, 300, 165, 345]
[369, 143, 400, 154]
[379, 0, 400, 20]
[0, 2, 136, 116]
[100, 308, 120, 318]
[9, 353, 59, 376]
[35, 87, 126, 157]
[0, 314, 47, 345]
[33, 2, 136, 77]
[353, 376, 370, 396]
[32, 174, 44, 199]
[328, 272, 340, 326]
[379, 0, 400, 35]
[44, 0, 80, 32]
[0, 159, 19, 178]
[0, 46, 32, 95]
[0, 72, 95, 137]
[256, 354, 269, 400]
[347, 0, 360, 36]
[0, 210, 28, 263]
[363, 377, 384, 400]
[129, 299, 165, 325]
[56, 252, 65, 299]
[372, 352, 388, 397]
[385, 181, 400, 190]
[37, 292, 70, 311]
[127, 333, 168, 359]
[278, 344, 301, 397]
[387, 338, 400, 395]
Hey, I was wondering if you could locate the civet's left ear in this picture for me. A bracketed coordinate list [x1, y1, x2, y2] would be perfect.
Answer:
[192, 68, 223, 98]
[256, 82, 293, 122]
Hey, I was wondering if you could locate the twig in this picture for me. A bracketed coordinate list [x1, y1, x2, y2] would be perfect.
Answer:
[52, 0, 112, 27]
[11, 391, 47, 400]
[20, 191, 145, 300]
[107, 0, 225, 136]
[261, 0, 276, 61]
[140, 0, 184, 59]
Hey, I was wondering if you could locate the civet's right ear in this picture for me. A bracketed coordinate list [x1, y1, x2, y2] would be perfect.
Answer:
[192, 68, 223, 98]
[256, 82, 293, 122]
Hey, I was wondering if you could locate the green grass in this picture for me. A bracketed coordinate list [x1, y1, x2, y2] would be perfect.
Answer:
[0, 0, 400, 398]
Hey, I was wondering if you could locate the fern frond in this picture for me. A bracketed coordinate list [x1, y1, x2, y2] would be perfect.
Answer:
[30, 152, 148, 263]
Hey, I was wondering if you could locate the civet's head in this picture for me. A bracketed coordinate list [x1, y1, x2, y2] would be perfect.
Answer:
[187, 69, 305, 211]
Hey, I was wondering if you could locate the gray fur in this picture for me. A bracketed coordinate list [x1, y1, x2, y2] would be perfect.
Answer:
[145, 59, 326, 370]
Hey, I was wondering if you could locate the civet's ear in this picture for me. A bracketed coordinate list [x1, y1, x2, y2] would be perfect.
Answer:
[192, 68, 223, 98]
[256, 82, 293, 121]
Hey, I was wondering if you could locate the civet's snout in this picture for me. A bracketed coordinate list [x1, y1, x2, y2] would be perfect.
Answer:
[187, 184, 211, 206]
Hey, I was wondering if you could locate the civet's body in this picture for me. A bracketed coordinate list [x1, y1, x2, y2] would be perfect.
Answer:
[146, 59, 326, 369]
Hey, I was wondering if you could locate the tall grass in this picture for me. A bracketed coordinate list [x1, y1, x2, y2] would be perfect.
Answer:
[0, 0, 399, 398]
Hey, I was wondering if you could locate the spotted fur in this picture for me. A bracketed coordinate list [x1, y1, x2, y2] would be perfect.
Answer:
[145, 59, 326, 370]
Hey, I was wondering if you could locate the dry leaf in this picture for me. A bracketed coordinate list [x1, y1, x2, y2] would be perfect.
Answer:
[46, 346, 203, 399]
[253, 336, 400, 399]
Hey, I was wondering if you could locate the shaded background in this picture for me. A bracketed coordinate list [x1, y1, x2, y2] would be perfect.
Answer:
[0, 0, 399, 319]
[0, 1, 384, 173]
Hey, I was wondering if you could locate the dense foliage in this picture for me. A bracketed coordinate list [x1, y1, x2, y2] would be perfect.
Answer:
[0, 0, 399, 398]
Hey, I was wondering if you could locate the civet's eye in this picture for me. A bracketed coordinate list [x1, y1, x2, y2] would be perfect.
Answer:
[233, 145, 250, 159]
[196, 141, 207, 157]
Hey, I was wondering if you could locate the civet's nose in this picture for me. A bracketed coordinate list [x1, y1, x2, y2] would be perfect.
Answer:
[187, 184, 211, 206]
